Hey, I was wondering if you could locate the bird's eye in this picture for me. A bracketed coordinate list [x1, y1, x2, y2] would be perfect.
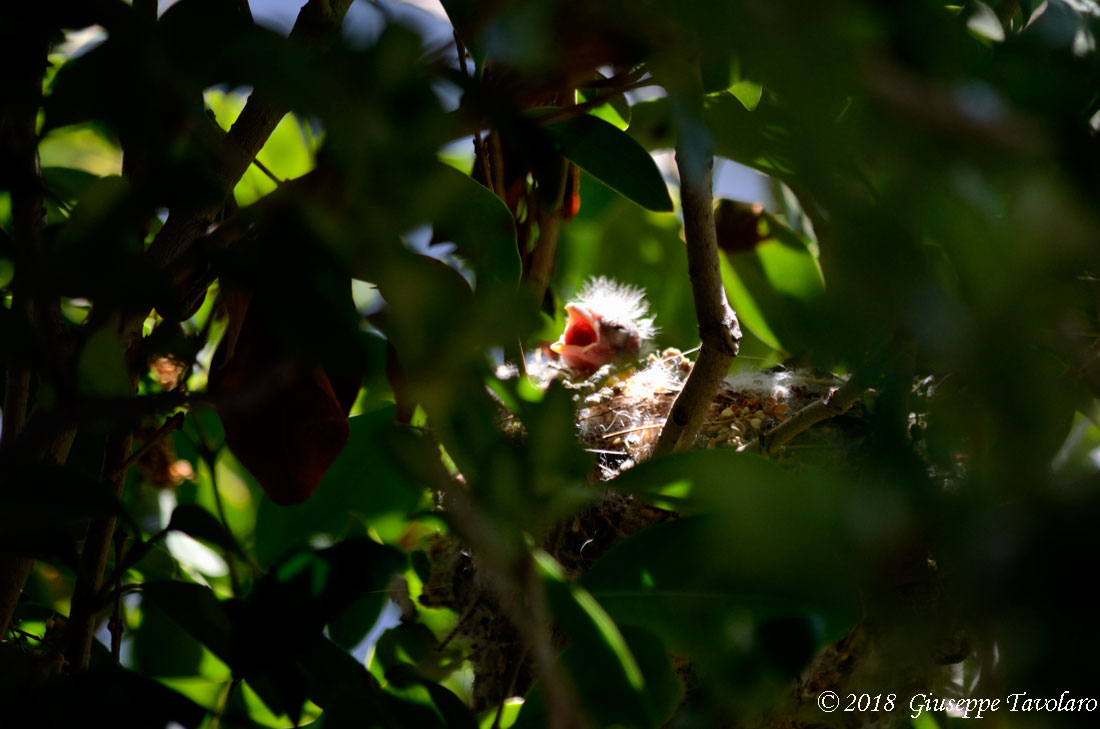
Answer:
[601, 322, 637, 351]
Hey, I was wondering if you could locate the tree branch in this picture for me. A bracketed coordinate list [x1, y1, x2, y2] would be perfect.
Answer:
[652, 82, 741, 457]
[141, 0, 354, 291]
[109, 412, 186, 481]
[524, 159, 569, 303]
[437, 477, 589, 729]
[0, 18, 65, 635]
[57, 0, 352, 651]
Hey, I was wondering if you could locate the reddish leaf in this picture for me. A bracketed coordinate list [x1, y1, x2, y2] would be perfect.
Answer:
[210, 309, 350, 506]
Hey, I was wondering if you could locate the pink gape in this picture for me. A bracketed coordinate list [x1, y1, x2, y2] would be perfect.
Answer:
[550, 277, 656, 376]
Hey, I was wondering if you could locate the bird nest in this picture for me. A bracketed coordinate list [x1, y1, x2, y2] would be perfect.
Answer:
[577, 349, 843, 479]
[419, 349, 861, 709]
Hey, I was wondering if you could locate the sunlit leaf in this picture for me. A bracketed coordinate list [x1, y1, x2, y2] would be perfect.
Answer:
[721, 255, 782, 351]
[730, 79, 763, 111]
[166, 504, 243, 557]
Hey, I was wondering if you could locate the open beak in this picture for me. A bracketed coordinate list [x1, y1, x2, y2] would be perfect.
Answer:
[551, 304, 600, 357]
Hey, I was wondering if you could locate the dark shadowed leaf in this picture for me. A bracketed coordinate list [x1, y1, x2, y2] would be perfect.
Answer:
[516, 554, 652, 728]
[142, 581, 235, 664]
[581, 452, 869, 655]
[42, 166, 100, 205]
[545, 115, 673, 212]
[514, 558, 682, 728]
[254, 406, 426, 567]
[386, 664, 478, 729]
[0, 464, 125, 565]
[6, 667, 206, 729]
[431, 162, 520, 289]
[132, 597, 205, 678]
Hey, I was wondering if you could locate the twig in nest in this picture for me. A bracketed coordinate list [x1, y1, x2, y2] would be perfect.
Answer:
[601, 423, 663, 440]
[739, 377, 865, 457]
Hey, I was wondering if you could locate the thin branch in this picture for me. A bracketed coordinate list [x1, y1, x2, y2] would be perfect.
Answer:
[0, 556, 35, 640]
[250, 156, 283, 185]
[454, 32, 495, 196]
[580, 66, 649, 90]
[0, 20, 68, 635]
[535, 80, 651, 127]
[65, 423, 135, 671]
[489, 132, 506, 199]
[652, 78, 741, 457]
[109, 412, 186, 480]
[524, 159, 569, 303]
[447, 68, 652, 140]
[443, 482, 589, 729]
[108, 529, 127, 666]
[140, 0, 355, 313]
[421, 428, 588, 729]
[473, 133, 494, 195]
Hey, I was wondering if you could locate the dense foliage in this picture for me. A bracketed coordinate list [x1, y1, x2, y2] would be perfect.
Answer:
[3, 1, 1100, 727]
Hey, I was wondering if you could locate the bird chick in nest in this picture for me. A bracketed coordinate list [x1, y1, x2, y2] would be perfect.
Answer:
[541, 276, 657, 381]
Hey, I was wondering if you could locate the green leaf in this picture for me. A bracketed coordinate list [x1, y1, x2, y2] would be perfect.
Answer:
[717, 214, 824, 353]
[166, 504, 243, 557]
[373, 623, 440, 673]
[577, 89, 631, 130]
[544, 115, 673, 212]
[0, 464, 123, 566]
[617, 626, 683, 726]
[42, 166, 100, 205]
[581, 452, 868, 655]
[704, 93, 794, 175]
[133, 597, 206, 677]
[758, 215, 825, 300]
[142, 581, 235, 664]
[513, 552, 655, 728]
[386, 664, 478, 729]
[52, 175, 134, 252]
[967, 1, 1005, 42]
[514, 605, 682, 729]
[12, 668, 207, 728]
[721, 255, 782, 351]
[76, 328, 131, 398]
[431, 161, 520, 289]
[246, 538, 407, 648]
[254, 406, 427, 567]
[437, 0, 485, 65]
[626, 97, 676, 150]
[730, 79, 763, 111]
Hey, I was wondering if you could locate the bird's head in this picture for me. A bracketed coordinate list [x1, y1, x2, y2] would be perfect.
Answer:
[550, 277, 655, 375]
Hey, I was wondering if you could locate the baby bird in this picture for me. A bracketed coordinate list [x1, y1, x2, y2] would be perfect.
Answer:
[550, 277, 656, 376]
